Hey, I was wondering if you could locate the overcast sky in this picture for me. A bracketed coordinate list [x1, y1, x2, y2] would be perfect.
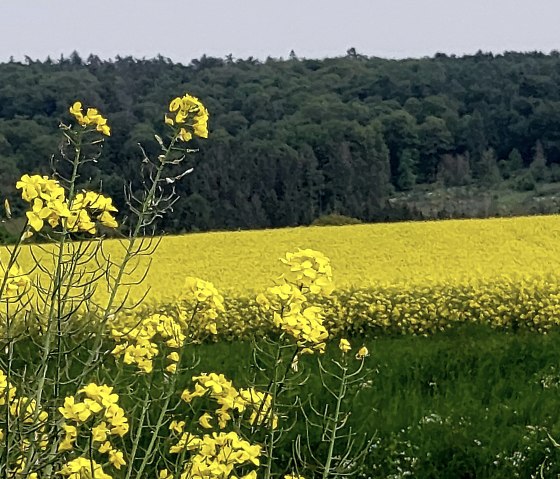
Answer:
[1, 0, 559, 63]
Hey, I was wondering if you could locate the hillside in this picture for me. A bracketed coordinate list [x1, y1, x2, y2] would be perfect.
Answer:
[2, 51, 560, 232]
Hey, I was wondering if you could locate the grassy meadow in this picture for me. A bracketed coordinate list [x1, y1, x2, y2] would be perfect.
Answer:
[196, 327, 560, 478]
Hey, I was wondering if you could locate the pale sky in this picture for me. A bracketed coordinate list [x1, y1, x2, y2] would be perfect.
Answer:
[1, 0, 559, 63]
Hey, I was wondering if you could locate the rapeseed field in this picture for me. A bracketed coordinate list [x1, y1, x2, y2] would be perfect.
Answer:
[8, 215, 560, 337]
[90, 214, 560, 296]
[7, 216, 560, 300]
[123, 214, 560, 298]
[10, 213, 557, 300]
[77, 213, 560, 338]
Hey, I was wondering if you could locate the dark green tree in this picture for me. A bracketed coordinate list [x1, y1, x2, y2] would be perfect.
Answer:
[396, 149, 418, 191]
[477, 148, 501, 186]
[530, 140, 549, 182]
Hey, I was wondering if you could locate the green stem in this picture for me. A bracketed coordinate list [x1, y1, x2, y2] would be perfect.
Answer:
[263, 343, 282, 479]
[102, 134, 179, 319]
[25, 130, 83, 477]
[3, 301, 12, 474]
[124, 390, 150, 479]
[134, 383, 175, 479]
[134, 336, 187, 479]
[322, 361, 348, 479]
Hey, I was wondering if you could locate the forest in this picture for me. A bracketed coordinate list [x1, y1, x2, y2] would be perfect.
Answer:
[1, 49, 560, 232]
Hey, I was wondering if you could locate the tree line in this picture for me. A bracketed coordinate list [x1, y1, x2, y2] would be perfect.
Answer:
[1, 50, 560, 232]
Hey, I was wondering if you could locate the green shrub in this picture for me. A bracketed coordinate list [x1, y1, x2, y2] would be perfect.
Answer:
[311, 213, 362, 226]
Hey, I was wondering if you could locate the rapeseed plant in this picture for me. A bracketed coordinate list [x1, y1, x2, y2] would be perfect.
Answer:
[0, 90, 377, 479]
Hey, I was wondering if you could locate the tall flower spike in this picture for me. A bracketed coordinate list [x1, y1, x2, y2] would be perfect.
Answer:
[69, 101, 111, 136]
[166, 93, 209, 141]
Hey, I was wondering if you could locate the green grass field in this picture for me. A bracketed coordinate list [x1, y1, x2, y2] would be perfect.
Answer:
[194, 326, 560, 478]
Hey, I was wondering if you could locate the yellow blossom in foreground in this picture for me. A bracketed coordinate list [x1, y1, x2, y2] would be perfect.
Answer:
[79, 383, 119, 407]
[59, 457, 112, 479]
[166, 93, 209, 140]
[179, 373, 278, 431]
[170, 431, 261, 478]
[58, 424, 78, 452]
[170, 420, 185, 434]
[198, 412, 214, 429]
[59, 396, 101, 422]
[60, 379, 129, 465]
[69, 101, 111, 136]
[108, 448, 126, 469]
[92, 421, 110, 443]
[15, 174, 118, 236]
[356, 346, 369, 360]
[16, 173, 64, 204]
[339, 338, 351, 353]
[165, 363, 177, 374]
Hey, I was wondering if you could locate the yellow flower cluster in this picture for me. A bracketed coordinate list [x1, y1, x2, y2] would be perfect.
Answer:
[16, 174, 118, 235]
[165, 93, 209, 141]
[58, 383, 128, 471]
[182, 276, 226, 336]
[69, 101, 111, 136]
[70, 190, 119, 231]
[0, 264, 30, 301]
[179, 372, 278, 430]
[272, 300, 327, 354]
[279, 248, 334, 296]
[59, 457, 112, 479]
[167, 431, 260, 479]
[110, 312, 184, 373]
[110, 278, 224, 374]
[257, 249, 333, 353]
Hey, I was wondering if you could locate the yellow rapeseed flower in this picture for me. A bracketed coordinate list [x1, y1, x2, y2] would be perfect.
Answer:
[199, 412, 214, 429]
[59, 457, 112, 479]
[356, 346, 369, 360]
[69, 101, 111, 136]
[339, 338, 351, 353]
[166, 93, 209, 140]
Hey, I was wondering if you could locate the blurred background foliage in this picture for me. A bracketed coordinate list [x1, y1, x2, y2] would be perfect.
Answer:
[3, 51, 560, 233]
